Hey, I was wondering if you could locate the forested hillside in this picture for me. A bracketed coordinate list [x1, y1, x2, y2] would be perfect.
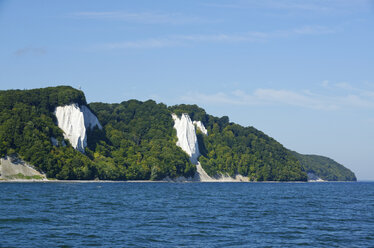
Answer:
[87, 102, 307, 181]
[169, 105, 307, 181]
[0, 87, 194, 180]
[0, 86, 94, 179]
[0, 86, 355, 181]
[87, 100, 195, 180]
[292, 152, 357, 181]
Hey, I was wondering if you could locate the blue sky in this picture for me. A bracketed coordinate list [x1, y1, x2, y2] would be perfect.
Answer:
[1, 0, 373, 180]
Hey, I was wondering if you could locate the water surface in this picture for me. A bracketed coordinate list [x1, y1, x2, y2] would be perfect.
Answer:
[1, 182, 373, 247]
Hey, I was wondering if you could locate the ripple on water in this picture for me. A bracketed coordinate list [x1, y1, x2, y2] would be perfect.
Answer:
[1, 182, 374, 247]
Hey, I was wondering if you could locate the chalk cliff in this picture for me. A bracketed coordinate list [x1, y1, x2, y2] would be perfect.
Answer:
[1, 86, 353, 181]
[172, 113, 249, 182]
[55, 104, 102, 152]
[193, 120, 208, 135]
[307, 172, 325, 182]
[0, 156, 46, 180]
[172, 113, 200, 165]
[172, 113, 211, 181]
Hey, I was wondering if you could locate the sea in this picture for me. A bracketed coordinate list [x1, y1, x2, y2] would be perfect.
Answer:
[1, 182, 373, 247]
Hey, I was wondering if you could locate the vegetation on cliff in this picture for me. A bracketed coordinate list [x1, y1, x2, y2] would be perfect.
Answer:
[0, 86, 94, 179]
[0, 86, 355, 181]
[170, 104, 307, 181]
[292, 152, 357, 181]
[88, 100, 195, 180]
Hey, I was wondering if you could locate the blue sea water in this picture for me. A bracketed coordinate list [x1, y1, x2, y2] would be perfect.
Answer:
[0, 182, 373, 247]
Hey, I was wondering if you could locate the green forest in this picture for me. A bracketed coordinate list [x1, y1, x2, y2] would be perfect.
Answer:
[0, 86, 355, 181]
[292, 152, 356, 181]
[169, 104, 307, 181]
[0, 86, 94, 179]
[87, 100, 195, 180]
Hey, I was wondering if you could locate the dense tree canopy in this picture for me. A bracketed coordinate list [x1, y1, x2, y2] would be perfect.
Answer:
[0, 86, 93, 179]
[292, 152, 357, 181]
[169, 105, 307, 181]
[0, 86, 354, 181]
[88, 100, 195, 180]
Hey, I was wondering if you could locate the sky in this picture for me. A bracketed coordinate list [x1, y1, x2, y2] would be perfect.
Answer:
[0, 0, 373, 180]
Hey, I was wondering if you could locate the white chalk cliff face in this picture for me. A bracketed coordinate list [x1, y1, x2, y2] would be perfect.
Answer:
[0, 156, 46, 180]
[307, 172, 325, 182]
[171, 113, 215, 181]
[172, 113, 210, 180]
[172, 113, 249, 182]
[193, 121, 208, 135]
[172, 113, 200, 164]
[55, 104, 102, 152]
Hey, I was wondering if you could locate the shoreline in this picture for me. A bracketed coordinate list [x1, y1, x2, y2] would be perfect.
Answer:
[0, 179, 358, 183]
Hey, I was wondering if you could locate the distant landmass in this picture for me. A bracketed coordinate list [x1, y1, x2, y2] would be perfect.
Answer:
[292, 152, 356, 181]
[0, 86, 356, 181]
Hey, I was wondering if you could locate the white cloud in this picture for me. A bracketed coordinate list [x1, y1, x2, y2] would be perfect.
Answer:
[180, 84, 374, 110]
[292, 26, 336, 35]
[335, 82, 356, 91]
[368, 118, 374, 124]
[254, 89, 330, 109]
[173, 32, 268, 42]
[362, 91, 374, 98]
[99, 39, 180, 49]
[96, 25, 335, 50]
[203, 0, 371, 14]
[181, 92, 244, 105]
[321, 80, 330, 88]
[14, 47, 47, 56]
[335, 82, 374, 97]
[69, 11, 210, 25]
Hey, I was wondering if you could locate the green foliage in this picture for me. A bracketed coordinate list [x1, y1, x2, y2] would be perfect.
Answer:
[0, 87, 195, 180]
[2, 86, 351, 182]
[0, 86, 94, 179]
[9, 173, 44, 180]
[0, 86, 86, 113]
[170, 104, 308, 181]
[88, 100, 195, 180]
[292, 151, 357, 181]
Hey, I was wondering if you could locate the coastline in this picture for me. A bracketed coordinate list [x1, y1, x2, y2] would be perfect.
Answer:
[0, 179, 356, 183]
